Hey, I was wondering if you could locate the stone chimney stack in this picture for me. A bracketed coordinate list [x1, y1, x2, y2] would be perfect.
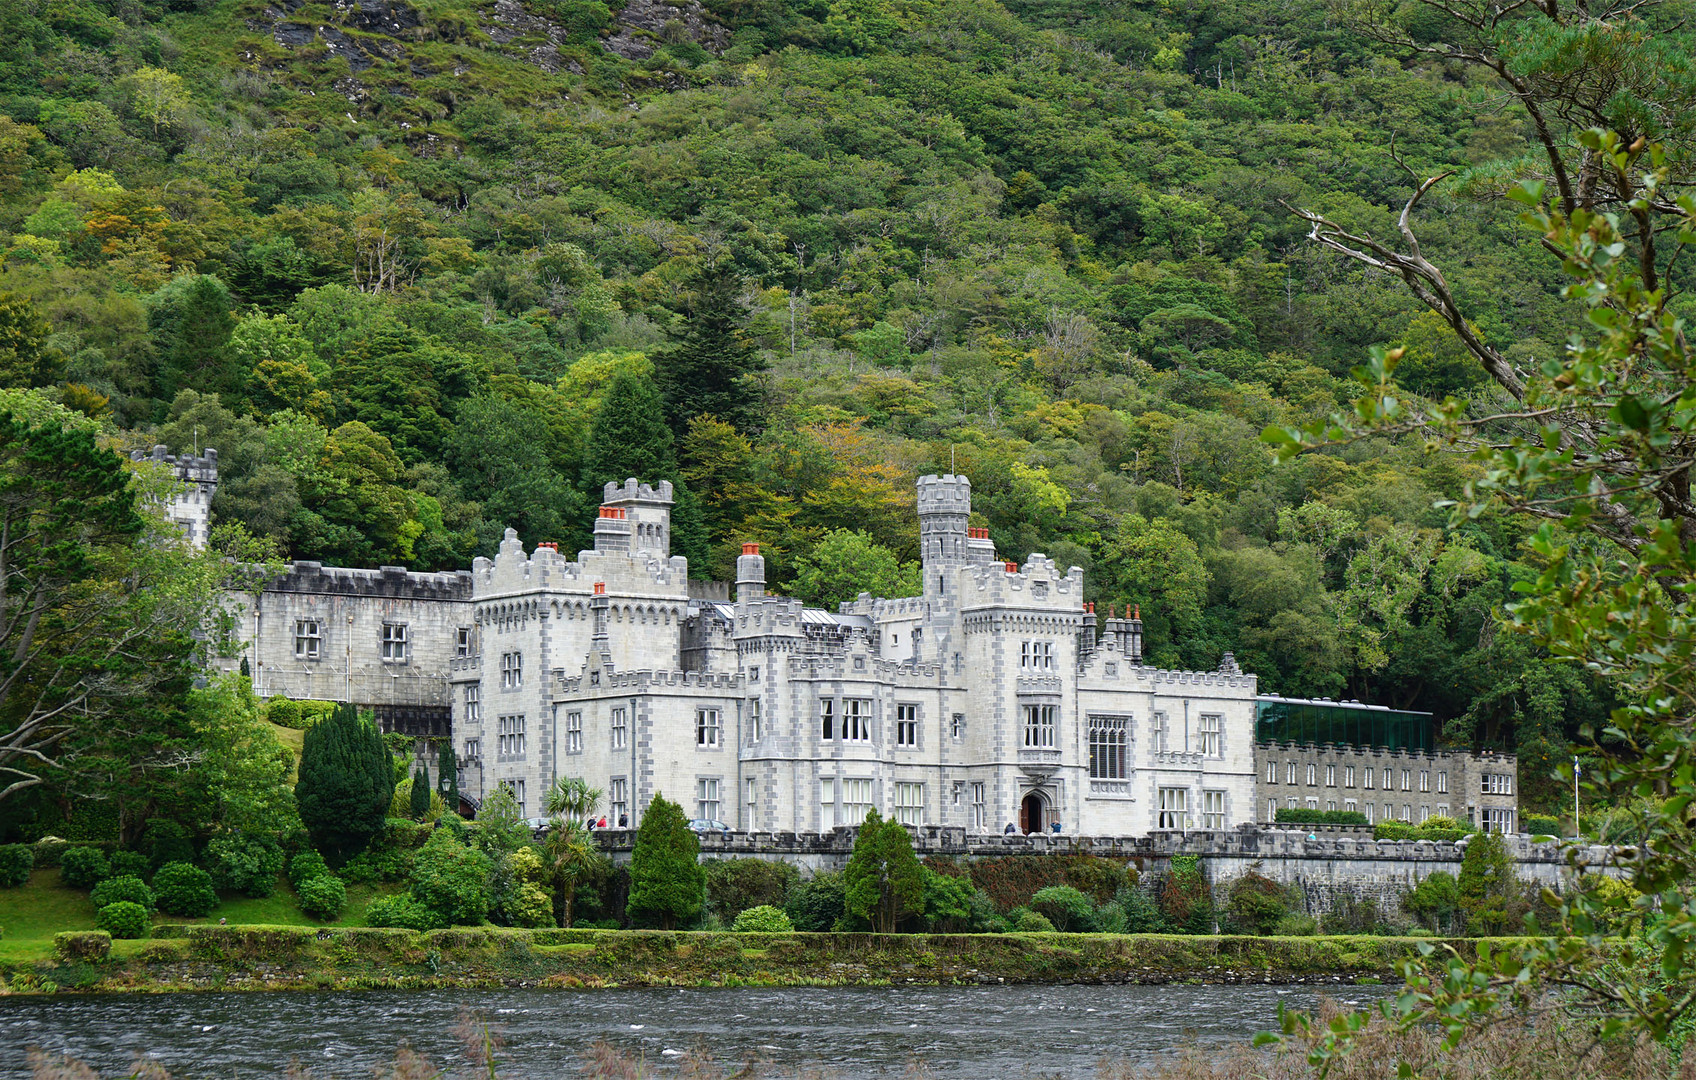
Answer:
[736, 542, 766, 603]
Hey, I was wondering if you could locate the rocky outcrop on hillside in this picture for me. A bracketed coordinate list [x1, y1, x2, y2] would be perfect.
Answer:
[602, 0, 728, 60]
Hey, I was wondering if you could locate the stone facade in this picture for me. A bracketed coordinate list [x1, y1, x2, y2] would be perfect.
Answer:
[200, 457, 1520, 836]
[453, 473, 1260, 833]
[1254, 741, 1519, 834]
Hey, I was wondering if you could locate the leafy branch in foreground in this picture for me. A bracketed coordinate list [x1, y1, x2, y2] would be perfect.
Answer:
[1262, 131, 1696, 1073]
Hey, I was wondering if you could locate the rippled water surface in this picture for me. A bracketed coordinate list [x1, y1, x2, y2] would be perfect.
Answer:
[0, 983, 1388, 1078]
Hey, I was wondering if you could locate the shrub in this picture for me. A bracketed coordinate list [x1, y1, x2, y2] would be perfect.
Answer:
[732, 904, 794, 932]
[1403, 870, 1461, 934]
[963, 853, 1133, 910]
[339, 818, 428, 884]
[1160, 854, 1215, 934]
[1274, 913, 1319, 936]
[410, 829, 494, 926]
[1007, 907, 1056, 932]
[54, 930, 112, 961]
[206, 834, 287, 898]
[705, 858, 800, 922]
[1274, 808, 1370, 826]
[59, 846, 110, 889]
[288, 850, 330, 889]
[91, 875, 156, 913]
[626, 793, 704, 930]
[152, 862, 218, 917]
[296, 875, 347, 922]
[96, 901, 151, 939]
[1115, 885, 1169, 933]
[1524, 813, 1561, 837]
[1029, 885, 1099, 933]
[1220, 871, 1290, 936]
[0, 843, 33, 887]
[108, 851, 150, 880]
[141, 821, 194, 871]
[365, 893, 439, 931]
[784, 872, 846, 932]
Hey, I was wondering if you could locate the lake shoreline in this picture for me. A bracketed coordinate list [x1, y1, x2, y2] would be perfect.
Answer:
[0, 926, 1489, 996]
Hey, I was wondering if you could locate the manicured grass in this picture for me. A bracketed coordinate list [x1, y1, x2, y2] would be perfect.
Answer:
[268, 721, 306, 780]
[0, 869, 401, 949]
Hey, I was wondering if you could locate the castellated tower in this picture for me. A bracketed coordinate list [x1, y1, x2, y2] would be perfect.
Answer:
[916, 473, 972, 567]
[132, 444, 218, 549]
[598, 478, 673, 559]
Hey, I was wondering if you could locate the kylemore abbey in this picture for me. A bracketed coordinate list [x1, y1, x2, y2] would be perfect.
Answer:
[146, 444, 1519, 838]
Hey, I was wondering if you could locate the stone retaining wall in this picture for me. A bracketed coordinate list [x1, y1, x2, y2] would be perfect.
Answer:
[589, 825, 1620, 915]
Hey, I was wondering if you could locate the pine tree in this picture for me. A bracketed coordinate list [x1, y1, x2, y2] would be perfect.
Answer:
[409, 763, 431, 819]
[294, 703, 394, 865]
[437, 740, 459, 813]
[843, 810, 924, 933]
[655, 262, 766, 435]
[579, 369, 676, 494]
[145, 274, 237, 406]
[626, 793, 704, 930]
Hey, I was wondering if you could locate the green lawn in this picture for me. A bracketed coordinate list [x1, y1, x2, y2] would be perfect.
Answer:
[0, 867, 400, 956]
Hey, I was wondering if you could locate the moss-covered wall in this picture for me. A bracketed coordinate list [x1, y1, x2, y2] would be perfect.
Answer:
[0, 927, 1508, 995]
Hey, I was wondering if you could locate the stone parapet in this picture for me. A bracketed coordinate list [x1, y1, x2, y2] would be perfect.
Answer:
[269, 562, 474, 601]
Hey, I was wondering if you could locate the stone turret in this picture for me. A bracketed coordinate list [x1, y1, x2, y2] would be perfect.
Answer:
[132, 444, 219, 549]
[602, 478, 673, 559]
[916, 473, 972, 568]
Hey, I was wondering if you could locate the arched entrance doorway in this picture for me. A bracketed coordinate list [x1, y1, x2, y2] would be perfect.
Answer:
[1019, 792, 1045, 834]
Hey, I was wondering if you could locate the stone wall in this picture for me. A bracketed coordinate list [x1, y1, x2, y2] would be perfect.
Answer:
[587, 826, 1615, 914]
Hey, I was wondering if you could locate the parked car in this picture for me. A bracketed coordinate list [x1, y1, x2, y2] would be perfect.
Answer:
[688, 818, 730, 833]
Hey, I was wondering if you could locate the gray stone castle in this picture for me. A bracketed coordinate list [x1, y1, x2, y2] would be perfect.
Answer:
[172, 453, 1516, 836]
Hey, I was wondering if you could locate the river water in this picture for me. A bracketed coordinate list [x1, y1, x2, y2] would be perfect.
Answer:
[0, 983, 1387, 1078]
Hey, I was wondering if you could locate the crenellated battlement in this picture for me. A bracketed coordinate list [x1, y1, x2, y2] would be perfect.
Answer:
[269, 561, 473, 601]
[553, 667, 744, 694]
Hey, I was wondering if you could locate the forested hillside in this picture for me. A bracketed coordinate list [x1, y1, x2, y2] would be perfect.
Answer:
[3, 0, 1667, 804]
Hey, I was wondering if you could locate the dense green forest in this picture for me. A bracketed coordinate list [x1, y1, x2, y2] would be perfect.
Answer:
[5, 0, 1676, 806]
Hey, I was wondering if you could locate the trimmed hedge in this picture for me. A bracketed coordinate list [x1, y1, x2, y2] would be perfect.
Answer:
[1275, 809, 1369, 826]
[297, 875, 347, 922]
[0, 843, 33, 887]
[54, 930, 113, 961]
[1524, 814, 1560, 837]
[153, 862, 218, 917]
[96, 901, 151, 939]
[59, 846, 110, 889]
[1374, 822, 1473, 842]
[91, 875, 156, 913]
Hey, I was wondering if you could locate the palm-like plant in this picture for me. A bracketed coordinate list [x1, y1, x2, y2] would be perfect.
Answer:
[543, 777, 605, 927]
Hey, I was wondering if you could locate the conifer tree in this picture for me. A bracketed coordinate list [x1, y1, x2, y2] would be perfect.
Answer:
[294, 703, 393, 865]
[579, 369, 710, 569]
[579, 369, 676, 494]
[409, 763, 431, 819]
[437, 741, 459, 813]
[655, 262, 766, 435]
[626, 793, 704, 930]
[843, 810, 923, 933]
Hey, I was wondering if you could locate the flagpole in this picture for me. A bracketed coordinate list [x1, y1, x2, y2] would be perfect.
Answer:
[1573, 755, 1581, 836]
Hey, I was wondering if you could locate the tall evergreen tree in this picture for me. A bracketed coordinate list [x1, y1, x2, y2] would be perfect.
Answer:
[580, 369, 676, 493]
[144, 274, 237, 408]
[843, 809, 923, 933]
[437, 740, 459, 813]
[579, 370, 709, 569]
[626, 792, 704, 930]
[409, 763, 431, 819]
[294, 703, 393, 865]
[655, 262, 766, 435]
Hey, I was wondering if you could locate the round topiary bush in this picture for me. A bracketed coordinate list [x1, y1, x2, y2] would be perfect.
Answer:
[1029, 885, 1100, 933]
[364, 893, 439, 931]
[90, 875, 156, 913]
[288, 850, 330, 890]
[732, 904, 794, 932]
[95, 900, 151, 939]
[206, 834, 286, 898]
[1007, 906, 1057, 933]
[108, 851, 150, 880]
[152, 862, 218, 918]
[0, 843, 34, 888]
[58, 846, 110, 890]
[296, 875, 347, 922]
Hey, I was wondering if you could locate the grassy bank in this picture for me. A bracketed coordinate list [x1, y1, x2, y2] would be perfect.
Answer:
[0, 925, 1512, 995]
